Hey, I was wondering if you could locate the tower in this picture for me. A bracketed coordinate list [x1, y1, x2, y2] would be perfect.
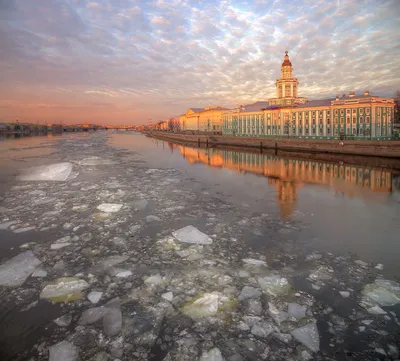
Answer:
[275, 51, 298, 99]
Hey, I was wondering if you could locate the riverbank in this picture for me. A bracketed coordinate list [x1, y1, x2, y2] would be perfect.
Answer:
[148, 131, 400, 158]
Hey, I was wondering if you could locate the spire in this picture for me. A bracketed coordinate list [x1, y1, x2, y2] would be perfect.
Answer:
[282, 51, 292, 67]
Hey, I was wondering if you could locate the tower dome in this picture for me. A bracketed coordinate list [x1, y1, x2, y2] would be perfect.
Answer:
[282, 51, 292, 66]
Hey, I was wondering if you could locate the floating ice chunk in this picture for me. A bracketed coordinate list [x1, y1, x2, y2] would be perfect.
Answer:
[40, 277, 89, 302]
[339, 291, 350, 298]
[54, 314, 72, 327]
[51, 243, 72, 250]
[172, 225, 213, 245]
[366, 305, 387, 315]
[305, 253, 322, 261]
[176, 245, 203, 260]
[48, 340, 78, 361]
[144, 274, 163, 286]
[291, 322, 320, 352]
[132, 199, 148, 210]
[0, 250, 41, 287]
[116, 270, 132, 278]
[88, 291, 103, 304]
[13, 226, 36, 233]
[162, 292, 174, 301]
[0, 221, 17, 229]
[301, 350, 313, 361]
[146, 215, 161, 222]
[199, 347, 224, 361]
[375, 263, 384, 270]
[78, 307, 107, 325]
[242, 258, 267, 266]
[32, 269, 47, 278]
[258, 275, 291, 297]
[355, 260, 368, 267]
[288, 303, 307, 320]
[309, 266, 333, 281]
[251, 321, 274, 338]
[268, 302, 288, 324]
[19, 162, 73, 181]
[182, 292, 220, 319]
[97, 203, 122, 213]
[129, 225, 141, 234]
[102, 298, 122, 337]
[361, 279, 400, 307]
[79, 157, 116, 165]
[238, 286, 262, 301]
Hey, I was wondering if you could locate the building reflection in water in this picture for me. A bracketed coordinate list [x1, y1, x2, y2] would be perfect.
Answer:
[172, 144, 393, 220]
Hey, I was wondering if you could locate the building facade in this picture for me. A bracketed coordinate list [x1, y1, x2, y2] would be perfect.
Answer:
[180, 106, 231, 133]
[223, 52, 395, 140]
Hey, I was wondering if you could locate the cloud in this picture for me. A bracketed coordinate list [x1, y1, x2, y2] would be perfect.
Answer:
[0, 0, 399, 124]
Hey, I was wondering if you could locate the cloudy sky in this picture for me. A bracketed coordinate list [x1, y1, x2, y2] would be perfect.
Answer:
[1, 0, 399, 125]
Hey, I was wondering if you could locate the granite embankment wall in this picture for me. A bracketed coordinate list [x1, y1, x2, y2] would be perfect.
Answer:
[149, 132, 400, 158]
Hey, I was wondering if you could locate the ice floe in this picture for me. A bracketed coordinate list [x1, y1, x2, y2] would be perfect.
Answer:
[96, 203, 122, 213]
[291, 322, 320, 352]
[172, 225, 213, 245]
[48, 340, 78, 361]
[258, 274, 291, 297]
[19, 162, 73, 181]
[0, 250, 41, 287]
[40, 277, 89, 302]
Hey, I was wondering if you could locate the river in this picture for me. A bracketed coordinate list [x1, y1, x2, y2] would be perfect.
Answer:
[0, 131, 399, 361]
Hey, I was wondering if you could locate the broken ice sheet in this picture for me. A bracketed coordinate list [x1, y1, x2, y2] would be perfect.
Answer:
[361, 279, 400, 307]
[40, 277, 89, 302]
[79, 157, 116, 165]
[48, 340, 78, 361]
[172, 225, 213, 245]
[291, 322, 320, 352]
[258, 274, 292, 297]
[0, 251, 41, 287]
[97, 203, 122, 213]
[182, 292, 236, 319]
[19, 162, 73, 181]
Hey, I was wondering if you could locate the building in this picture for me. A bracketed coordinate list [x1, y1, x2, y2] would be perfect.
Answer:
[180, 106, 231, 133]
[223, 52, 395, 140]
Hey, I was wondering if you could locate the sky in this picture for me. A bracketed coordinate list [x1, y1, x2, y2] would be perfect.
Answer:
[0, 0, 399, 125]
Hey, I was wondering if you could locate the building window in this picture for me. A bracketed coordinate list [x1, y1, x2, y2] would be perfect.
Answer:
[346, 116, 350, 122]
[377, 107, 380, 115]
[334, 109, 338, 116]
[352, 117, 356, 124]
[360, 108, 364, 115]
[352, 109, 357, 114]
[340, 109, 344, 116]
[327, 110, 330, 116]
[327, 128, 331, 134]
[340, 117, 344, 124]
[353, 128, 356, 135]
[360, 116, 364, 123]
[346, 109, 351, 114]
[366, 108, 370, 115]
[366, 116, 370, 123]
[334, 117, 338, 124]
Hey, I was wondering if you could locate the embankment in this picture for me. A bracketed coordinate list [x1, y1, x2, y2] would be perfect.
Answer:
[148, 132, 400, 159]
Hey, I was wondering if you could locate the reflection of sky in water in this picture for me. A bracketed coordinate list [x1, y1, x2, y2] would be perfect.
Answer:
[110, 133, 400, 276]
